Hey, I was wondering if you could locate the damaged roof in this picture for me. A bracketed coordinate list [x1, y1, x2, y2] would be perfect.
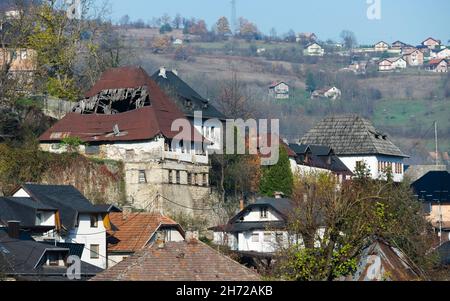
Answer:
[107, 212, 184, 253]
[151, 69, 226, 120]
[92, 240, 260, 281]
[40, 66, 205, 143]
[300, 115, 408, 158]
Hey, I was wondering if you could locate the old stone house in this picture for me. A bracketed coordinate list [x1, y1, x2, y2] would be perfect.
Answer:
[39, 67, 213, 218]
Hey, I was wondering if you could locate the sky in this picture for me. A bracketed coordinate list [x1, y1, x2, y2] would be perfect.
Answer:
[103, 0, 450, 45]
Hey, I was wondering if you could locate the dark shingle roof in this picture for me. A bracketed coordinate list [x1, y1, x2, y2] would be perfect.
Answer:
[0, 197, 56, 228]
[19, 184, 108, 230]
[300, 115, 408, 157]
[151, 69, 226, 120]
[230, 198, 294, 224]
[0, 231, 102, 279]
[92, 240, 260, 281]
[411, 171, 450, 203]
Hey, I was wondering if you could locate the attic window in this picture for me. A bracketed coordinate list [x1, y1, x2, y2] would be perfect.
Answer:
[260, 207, 269, 219]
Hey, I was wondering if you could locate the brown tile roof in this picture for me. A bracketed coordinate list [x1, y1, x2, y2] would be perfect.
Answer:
[429, 58, 448, 66]
[40, 66, 206, 143]
[107, 212, 183, 253]
[93, 240, 261, 281]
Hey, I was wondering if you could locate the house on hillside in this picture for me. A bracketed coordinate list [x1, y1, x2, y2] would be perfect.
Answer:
[5, 183, 111, 269]
[41, 66, 212, 216]
[92, 239, 261, 281]
[402, 49, 424, 66]
[210, 197, 297, 255]
[151, 67, 226, 151]
[300, 115, 409, 182]
[374, 41, 390, 52]
[427, 59, 448, 73]
[107, 209, 185, 267]
[268, 81, 290, 99]
[304, 42, 324, 56]
[348, 61, 368, 74]
[378, 57, 407, 71]
[0, 21, 37, 89]
[431, 48, 450, 60]
[287, 144, 353, 182]
[172, 38, 183, 45]
[391, 41, 408, 50]
[0, 230, 102, 281]
[422, 37, 442, 50]
[311, 86, 342, 100]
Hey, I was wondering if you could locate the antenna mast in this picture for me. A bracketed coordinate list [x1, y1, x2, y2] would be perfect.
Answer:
[231, 0, 237, 35]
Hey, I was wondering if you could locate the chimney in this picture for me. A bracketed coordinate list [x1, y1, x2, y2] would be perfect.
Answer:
[156, 232, 165, 249]
[7, 221, 20, 239]
[274, 192, 285, 199]
[239, 199, 245, 211]
[158, 66, 167, 79]
[122, 206, 132, 220]
[186, 231, 199, 242]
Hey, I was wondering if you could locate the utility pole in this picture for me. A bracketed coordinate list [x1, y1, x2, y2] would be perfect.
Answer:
[435, 121, 439, 166]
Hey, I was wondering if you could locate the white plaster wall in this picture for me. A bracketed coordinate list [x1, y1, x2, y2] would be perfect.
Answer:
[338, 155, 404, 182]
[65, 213, 107, 269]
[241, 207, 283, 222]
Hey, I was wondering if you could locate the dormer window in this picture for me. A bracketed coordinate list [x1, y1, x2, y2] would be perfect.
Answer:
[260, 207, 269, 219]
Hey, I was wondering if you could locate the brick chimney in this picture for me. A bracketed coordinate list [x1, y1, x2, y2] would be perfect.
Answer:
[7, 221, 20, 239]
[239, 199, 245, 211]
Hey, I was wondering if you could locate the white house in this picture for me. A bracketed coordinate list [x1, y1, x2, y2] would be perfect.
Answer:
[431, 48, 450, 59]
[300, 115, 409, 182]
[304, 42, 324, 56]
[268, 81, 290, 99]
[10, 183, 111, 269]
[378, 57, 407, 71]
[374, 41, 390, 52]
[210, 197, 293, 254]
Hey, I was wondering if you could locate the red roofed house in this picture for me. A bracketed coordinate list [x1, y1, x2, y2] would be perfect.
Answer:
[268, 81, 289, 99]
[427, 59, 448, 73]
[402, 49, 424, 66]
[107, 209, 185, 267]
[39, 66, 213, 217]
[422, 37, 441, 50]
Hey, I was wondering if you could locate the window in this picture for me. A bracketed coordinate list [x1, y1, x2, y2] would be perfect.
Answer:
[264, 233, 272, 243]
[260, 207, 269, 219]
[51, 143, 61, 150]
[176, 171, 181, 184]
[90, 214, 98, 228]
[356, 161, 364, 170]
[85, 145, 100, 155]
[187, 173, 192, 185]
[203, 174, 208, 186]
[90, 244, 100, 259]
[126, 149, 135, 160]
[251, 233, 259, 242]
[423, 202, 432, 215]
[276, 233, 284, 244]
[138, 170, 147, 184]
[168, 170, 173, 183]
[47, 253, 60, 266]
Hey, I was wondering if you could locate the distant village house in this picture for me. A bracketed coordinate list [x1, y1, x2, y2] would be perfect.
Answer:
[268, 81, 290, 99]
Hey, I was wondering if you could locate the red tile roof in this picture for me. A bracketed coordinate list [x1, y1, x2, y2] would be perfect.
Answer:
[40, 66, 206, 143]
[93, 240, 261, 281]
[107, 212, 183, 253]
[429, 58, 448, 66]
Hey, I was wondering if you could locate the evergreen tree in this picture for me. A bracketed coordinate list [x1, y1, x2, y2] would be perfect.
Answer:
[259, 146, 293, 197]
[305, 72, 316, 93]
